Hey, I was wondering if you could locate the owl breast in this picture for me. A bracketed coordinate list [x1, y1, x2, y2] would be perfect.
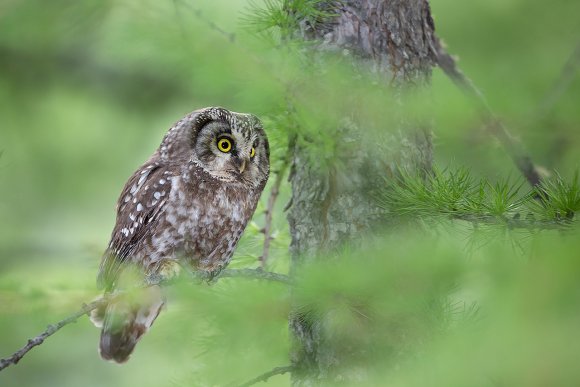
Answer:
[143, 164, 257, 274]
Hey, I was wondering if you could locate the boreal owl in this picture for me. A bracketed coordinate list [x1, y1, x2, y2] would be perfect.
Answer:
[90, 107, 269, 363]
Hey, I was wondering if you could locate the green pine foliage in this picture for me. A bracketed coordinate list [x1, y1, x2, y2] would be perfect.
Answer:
[378, 168, 579, 229]
[242, 0, 336, 41]
[1, 0, 579, 386]
[530, 171, 580, 220]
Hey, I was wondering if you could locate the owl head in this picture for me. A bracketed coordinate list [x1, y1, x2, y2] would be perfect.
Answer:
[159, 107, 269, 188]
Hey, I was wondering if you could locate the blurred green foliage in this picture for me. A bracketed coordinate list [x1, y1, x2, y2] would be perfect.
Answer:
[0, 0, 579, 386]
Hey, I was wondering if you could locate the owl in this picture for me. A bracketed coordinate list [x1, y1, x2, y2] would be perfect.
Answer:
[90, 107, 269, 363]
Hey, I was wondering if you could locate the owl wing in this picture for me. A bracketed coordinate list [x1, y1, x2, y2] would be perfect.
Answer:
[98, 161, 173, 290]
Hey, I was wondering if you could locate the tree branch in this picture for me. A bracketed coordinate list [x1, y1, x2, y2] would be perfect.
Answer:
[145, 268, 293, 286]
[173, 0, 236, 42]
[0, 268, 290, 373]
[0, 297, 107, 372]
[215, 268, 293, 285]
[452, 213, 573, 230]
[260, 149, 292, 268]
[533, 41, 580, 123]
[236, 365, 293, 387]
[431, 36, 544, 188]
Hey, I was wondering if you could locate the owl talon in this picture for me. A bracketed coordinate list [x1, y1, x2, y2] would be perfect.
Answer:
[206, 271, 219, 284]
[160, 260, 181, 278]
[147, 260, 181, 285]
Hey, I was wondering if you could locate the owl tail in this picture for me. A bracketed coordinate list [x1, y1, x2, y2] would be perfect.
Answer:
[90, 285, 165, 363]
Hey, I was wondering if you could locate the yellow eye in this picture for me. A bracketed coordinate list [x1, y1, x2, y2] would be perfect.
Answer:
[250, 147, 256, 158]
[217, 137, 232, 153]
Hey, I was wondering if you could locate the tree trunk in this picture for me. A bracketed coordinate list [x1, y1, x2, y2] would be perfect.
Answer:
[287, 0, 437, 384]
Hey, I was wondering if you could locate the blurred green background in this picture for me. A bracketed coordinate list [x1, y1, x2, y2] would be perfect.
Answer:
[0, 0, 579, 386]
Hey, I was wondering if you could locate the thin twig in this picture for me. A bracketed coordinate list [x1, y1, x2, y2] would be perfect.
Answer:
[431, 36, 544, 188]
[452, 213, 574, 230]
[217, 268, 293, 285]
[173, 0, 236, 42]
[236, 365, 293, 387]
[146, 268, 293, 286]
[533, 41, 580, 123]
[260, 151, 292, 268]
[0, 297, 107, 372]
[0, 268, 290, 373]
[172, 0, 291, 89]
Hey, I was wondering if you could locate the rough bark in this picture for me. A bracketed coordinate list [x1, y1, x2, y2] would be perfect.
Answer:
[287, 0, 437, 384]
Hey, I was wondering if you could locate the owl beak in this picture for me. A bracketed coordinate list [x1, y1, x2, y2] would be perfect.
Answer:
[238, 158, 248, 174]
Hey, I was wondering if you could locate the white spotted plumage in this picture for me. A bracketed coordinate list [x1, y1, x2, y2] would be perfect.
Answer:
[92, 107, 269, 363]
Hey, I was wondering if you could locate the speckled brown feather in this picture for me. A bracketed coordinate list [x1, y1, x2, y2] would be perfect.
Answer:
[93, 107, 269, 363]
[98, 162, 172, 290]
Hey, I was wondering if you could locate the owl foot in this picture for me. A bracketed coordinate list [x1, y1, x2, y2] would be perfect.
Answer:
[146, 259, 182, 285]
[204, 265, 226, 284]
